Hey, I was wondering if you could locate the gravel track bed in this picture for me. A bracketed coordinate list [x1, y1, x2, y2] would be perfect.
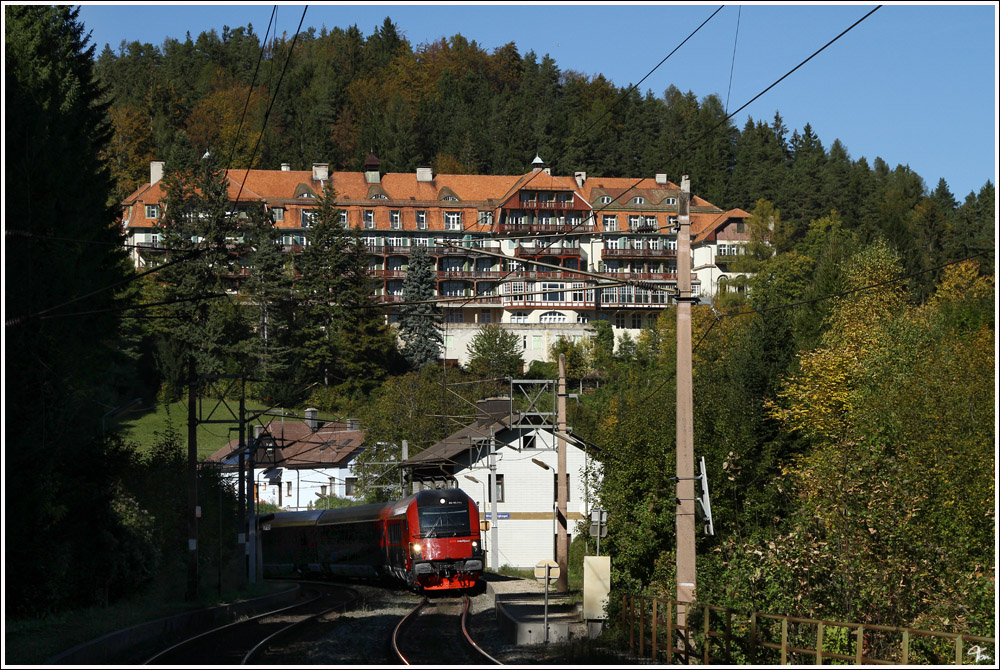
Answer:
[259, 581, 569, 665]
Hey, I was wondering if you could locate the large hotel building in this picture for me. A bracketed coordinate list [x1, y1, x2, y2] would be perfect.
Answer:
[122, 156, 750, 366]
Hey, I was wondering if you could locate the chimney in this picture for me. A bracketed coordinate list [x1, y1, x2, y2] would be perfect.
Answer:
[416, 165, 434, 182]
[574, 171, 587, 187]
[532, 155, 545, 174]
[305, 407, 318, 432]
[346, 418, 361, 431]
[655, 173, 668, 185]
[364, 153, 381, 184]
[281, 163, 291, 172]
[150, 160, 164, 185]
[312, 163, 329, 181]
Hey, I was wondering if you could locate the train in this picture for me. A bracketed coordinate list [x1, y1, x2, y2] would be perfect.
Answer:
[259, 488, 485, 591]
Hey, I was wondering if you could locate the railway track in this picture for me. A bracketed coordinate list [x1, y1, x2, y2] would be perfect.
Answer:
[143, 582, 358, 665]
[392, 595, 502, 665]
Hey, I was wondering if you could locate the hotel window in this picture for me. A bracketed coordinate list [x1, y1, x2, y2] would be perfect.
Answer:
[362, 235, 381, 248]
[577, 313, 590, 324]
[542, 283, 564, 301]
[478, 210, 494, 226]
[446, 309, 464, 323]
[345, 477, 357, 497]
[363, 209, 375, 228]
[644, 215, 657, 229]
[507, 212, 526, 226]
[666, 238, 677, 250]
[286, 481, 293, 497]
[631, 313, 643, 329]
[480, 310, 492, 323]
[737, 221, 746, 234]
[272, 207, 284, 221]
[605, 238, 620, 250]
[416, 210, 427, 229]
[301, 210, 318, 228]
[615, 312, 626, 328]
[445, 211, 462, 230]
[386, 235, 405, 247]
[340, 210, 348, 226]
[567, 213, 583, 227]
[510, 311, 528, 324]
[390, 210, 401, 229]
[413, 236, 430, 247]
[509, 281, 525, 301]
[572, 283, 586, 302]
[145, 204, 159, 219]
[628, 215, 641, 230]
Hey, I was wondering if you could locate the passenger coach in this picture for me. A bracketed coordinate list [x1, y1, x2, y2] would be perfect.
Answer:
[260, 488, 484, 591]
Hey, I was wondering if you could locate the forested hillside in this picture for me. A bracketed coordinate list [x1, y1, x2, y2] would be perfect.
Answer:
[95, 18, 993, 297]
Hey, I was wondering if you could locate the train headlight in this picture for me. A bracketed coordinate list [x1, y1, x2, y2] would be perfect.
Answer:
[410, 542, 422, 558]
[471, 541, 478, 549]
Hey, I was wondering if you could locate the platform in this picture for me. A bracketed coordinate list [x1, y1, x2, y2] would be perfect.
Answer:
[485, 574, 592, 645]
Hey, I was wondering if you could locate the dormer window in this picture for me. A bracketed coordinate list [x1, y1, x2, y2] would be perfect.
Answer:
[371, 193, 388, 200]
[442, 195, 459, 202]
[664, 197, 677, 206]
[632, 196, 645, 205]
[599, 196, 612, 204]
[299, 192, 315, 198]
[145, 204, 159, 219]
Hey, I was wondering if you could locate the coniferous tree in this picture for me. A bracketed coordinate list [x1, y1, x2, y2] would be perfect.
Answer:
[5, 4, 150, 615]
[398, 246, 442, 368]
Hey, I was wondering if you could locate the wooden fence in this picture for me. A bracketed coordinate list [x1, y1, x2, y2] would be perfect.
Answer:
[620, 594, 995, 665]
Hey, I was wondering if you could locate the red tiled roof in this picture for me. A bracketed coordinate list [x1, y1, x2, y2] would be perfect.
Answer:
[692, 208, 751, 244]
[205, 419, 364, 468]
[122, 164, 728, 232]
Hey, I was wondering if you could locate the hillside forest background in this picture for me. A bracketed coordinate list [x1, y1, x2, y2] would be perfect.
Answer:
[5, 6, 994, 650]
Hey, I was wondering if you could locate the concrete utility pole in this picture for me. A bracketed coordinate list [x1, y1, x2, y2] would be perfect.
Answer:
[556, 353, 569, 593]
[489, 429, 499, 573]
[675, 175, 696, 626]
[238, 388, 247, 587]
[186, 357, 199, 601]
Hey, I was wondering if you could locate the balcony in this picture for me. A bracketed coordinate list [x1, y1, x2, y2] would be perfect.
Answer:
[514, 245, 581, 258]
[601, 247, 676, 259]
[495, 222, 596, 236]
[515, 199, 577, 210]
[598, 271, 678, 282]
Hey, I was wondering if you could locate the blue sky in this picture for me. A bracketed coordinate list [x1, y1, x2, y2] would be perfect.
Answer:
[73, 1, 997, 200]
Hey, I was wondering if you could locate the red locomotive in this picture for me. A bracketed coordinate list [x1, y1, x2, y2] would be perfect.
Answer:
[260, 488, 484, 591]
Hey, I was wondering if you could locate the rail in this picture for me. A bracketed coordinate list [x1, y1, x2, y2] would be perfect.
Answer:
[619, 594, 995, 665]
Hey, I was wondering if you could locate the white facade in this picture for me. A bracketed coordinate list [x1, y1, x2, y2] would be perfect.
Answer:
[217, 459, 361, 512]
[417, 425, 596, 570]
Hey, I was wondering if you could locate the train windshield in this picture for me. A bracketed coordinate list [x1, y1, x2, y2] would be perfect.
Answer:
[418, 504, 471, 538]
